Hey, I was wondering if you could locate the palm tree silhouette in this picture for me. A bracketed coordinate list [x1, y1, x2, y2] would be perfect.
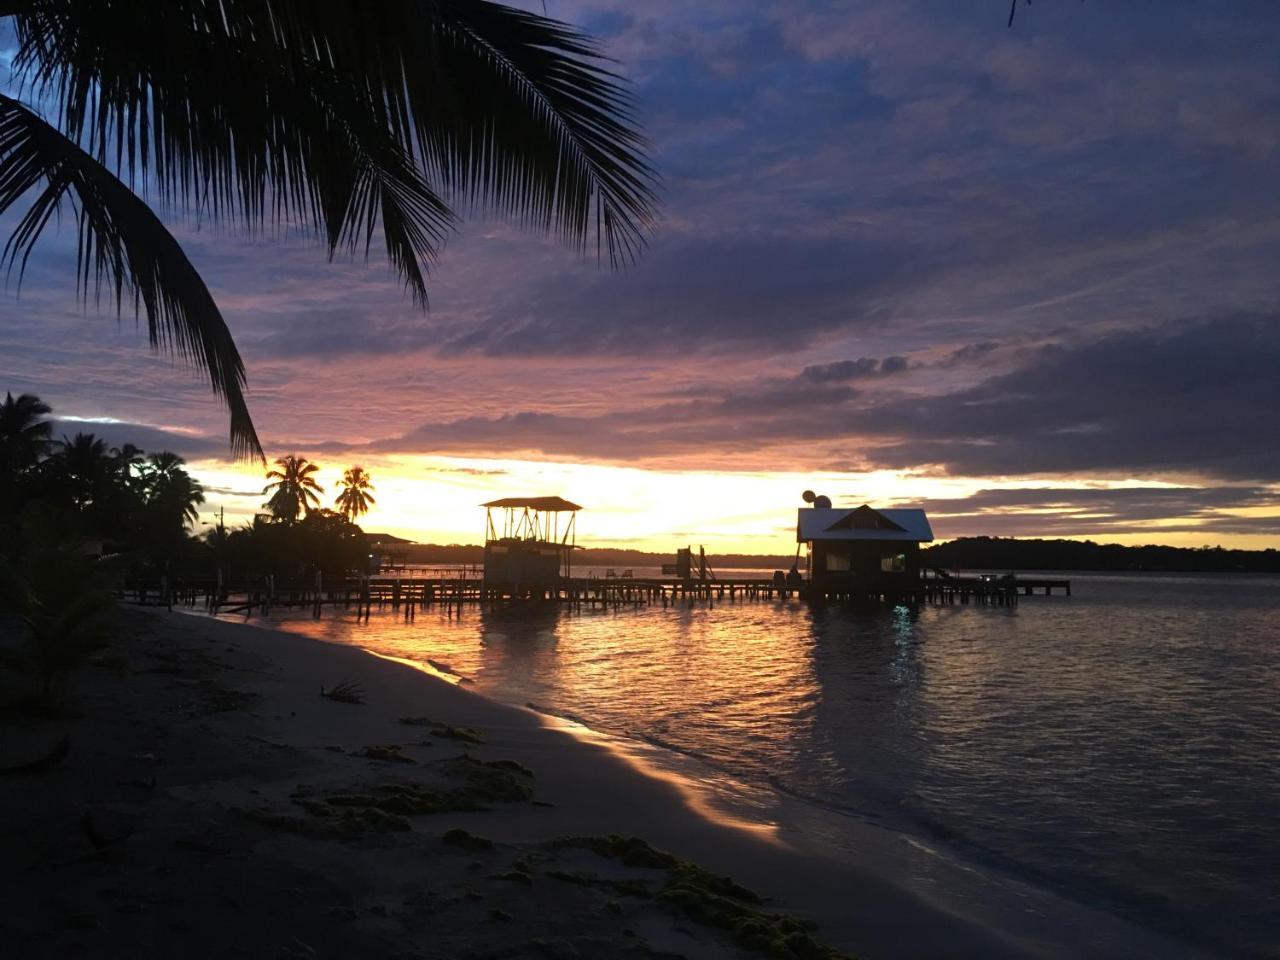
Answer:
[335, 466, 376, 522]
[263, 455, 324, 524]
[0, 4, 656, 459]
[0, 391, 53, 476]
[143, 452, 205, 529]
[48, 433, 111, 511]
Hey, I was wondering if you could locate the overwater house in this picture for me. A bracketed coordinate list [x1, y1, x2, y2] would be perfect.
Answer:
[797, 501, 934, 595]
[482, 496, 581, 595]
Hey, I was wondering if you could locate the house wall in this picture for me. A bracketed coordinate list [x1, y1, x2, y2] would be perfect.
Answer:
[810, 541, 920, 587]
[483, 540, 563, 586]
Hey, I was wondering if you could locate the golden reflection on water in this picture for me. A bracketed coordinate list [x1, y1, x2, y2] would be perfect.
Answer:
[531, 710, 786, 845]
[363, 646, 785, 844]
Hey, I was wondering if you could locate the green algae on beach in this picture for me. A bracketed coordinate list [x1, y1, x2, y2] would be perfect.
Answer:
[554, 835, 853, 960]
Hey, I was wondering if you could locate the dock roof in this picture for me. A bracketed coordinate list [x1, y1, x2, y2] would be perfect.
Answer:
[797, 505, 934, 543]
[482, 496, 582, 512]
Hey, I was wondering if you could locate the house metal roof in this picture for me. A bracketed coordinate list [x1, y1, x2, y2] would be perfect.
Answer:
[482, 496, 582, 512]
[797, 506, 934, 543]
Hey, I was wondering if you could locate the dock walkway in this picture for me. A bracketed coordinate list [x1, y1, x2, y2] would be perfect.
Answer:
[128, 573, 1070, 616]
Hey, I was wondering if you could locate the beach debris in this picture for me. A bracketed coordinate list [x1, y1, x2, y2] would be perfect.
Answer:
[0, 732, 71, 776]
[363, 744, 415, 764]
[442, 828, 493, 851]
[397, 716, 487, 744]
[320, 679, 365, 704]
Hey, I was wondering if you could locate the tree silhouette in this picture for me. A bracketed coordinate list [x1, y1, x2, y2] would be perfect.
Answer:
[0, 391, 52, 478]
[263, 455, 324, 524]
[335, 466, 376, 522]
[0, 2, 656, 459]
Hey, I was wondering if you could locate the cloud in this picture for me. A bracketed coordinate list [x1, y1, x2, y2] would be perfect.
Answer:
[909, 485, 1280, 538]
[50, 419, 226, 460]
[857, 315, 1280, 481]
[799, 355, 910, 382]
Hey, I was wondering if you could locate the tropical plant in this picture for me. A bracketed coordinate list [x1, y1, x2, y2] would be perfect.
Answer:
[335, 466, 376, 522]
[0, 503, 114, 704]
[141, 452, 206, 530]
[0, 391, 52, 479]
[0, 2, 656, 459]
[263, 455, 324, 524]
[46, 432, 111, 511]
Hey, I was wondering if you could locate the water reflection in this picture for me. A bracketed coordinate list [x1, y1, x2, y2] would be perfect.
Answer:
[221, 574, 1280, 957]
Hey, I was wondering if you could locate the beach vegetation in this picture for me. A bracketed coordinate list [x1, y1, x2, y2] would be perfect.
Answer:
[0, 393, 210, 577]
[363, 744, 415, 764]
[553, 835, 852, 959]
[0, 503, 114, 703]
[442, 828, 493, 851]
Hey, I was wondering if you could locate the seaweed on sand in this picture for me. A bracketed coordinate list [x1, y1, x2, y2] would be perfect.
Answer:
[397, 717, 486, 744]
[285, 756, 535, 834]
[320, 680, 365, 704]
[442, 828, 493, 851]
[553, 836, 853, 960]
[363, 745, 414, 764]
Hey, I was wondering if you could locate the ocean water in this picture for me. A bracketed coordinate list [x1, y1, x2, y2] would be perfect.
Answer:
[220, 572, 1280, 957]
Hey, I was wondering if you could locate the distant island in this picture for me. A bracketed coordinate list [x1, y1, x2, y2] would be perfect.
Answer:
[922, 537, 1280, 574]
[367, 536, 1280, 574]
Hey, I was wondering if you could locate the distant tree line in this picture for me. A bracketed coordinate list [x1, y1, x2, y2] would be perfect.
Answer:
[923, 537, 1280, 574]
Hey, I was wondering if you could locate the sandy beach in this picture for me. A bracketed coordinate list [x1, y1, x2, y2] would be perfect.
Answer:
[0, 607, 1212, 959]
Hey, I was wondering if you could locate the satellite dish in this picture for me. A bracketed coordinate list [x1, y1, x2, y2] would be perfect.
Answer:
[802, 490, 816, 504]
[814, 494, 832, 509]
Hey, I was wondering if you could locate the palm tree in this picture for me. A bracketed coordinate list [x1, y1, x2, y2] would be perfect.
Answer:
[0, 391, 53, 478]
[0, 3, 656, 460]
[335, 466, 376, 522]
[263, 455, 324, 524]
[47, 433, 111, 511]
[142, 452, 205, 529]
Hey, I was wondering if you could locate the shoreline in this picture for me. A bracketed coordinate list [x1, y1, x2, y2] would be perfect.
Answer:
[3, 607, 1213, 958]
[190, 608, 1214, 959]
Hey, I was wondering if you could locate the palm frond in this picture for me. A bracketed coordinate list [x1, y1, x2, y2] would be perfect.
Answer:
[12, 0, 655, 265]
[0, 94, 262, 460]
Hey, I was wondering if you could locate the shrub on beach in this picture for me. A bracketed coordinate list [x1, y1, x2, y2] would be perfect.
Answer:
[0, 503, 115, 704]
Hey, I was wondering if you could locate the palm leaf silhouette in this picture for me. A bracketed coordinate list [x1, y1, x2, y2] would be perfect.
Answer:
[1, 1, 656, 458]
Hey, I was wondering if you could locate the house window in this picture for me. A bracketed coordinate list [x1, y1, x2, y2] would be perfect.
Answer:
[826, 553, 851, 572]
[880, 554, 907, 573]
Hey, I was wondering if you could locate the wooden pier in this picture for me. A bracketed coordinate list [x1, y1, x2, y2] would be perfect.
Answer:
[126, 571, 1070, 616]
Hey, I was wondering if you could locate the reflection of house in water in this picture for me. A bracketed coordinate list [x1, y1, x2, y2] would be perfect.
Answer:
[482, 497, 580, 597]
[798, 500, 934, 598]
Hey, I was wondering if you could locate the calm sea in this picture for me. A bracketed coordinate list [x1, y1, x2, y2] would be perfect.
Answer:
[219, 571, 1279, 957]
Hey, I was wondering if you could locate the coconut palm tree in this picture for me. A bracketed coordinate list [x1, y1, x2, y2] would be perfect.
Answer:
[0, 391, 53, 478]
[142, 452, 206, 529]
[335, 466, 376, 522]
[263, 455, 324, 524]
[0, 2, 656, 460]
[46, 433, 111, 512]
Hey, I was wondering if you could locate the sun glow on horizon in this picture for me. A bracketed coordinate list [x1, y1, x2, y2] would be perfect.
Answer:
[187, 454, 1279, 553]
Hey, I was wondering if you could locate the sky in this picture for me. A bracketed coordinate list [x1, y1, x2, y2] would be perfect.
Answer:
[2, 0, 1279, 553]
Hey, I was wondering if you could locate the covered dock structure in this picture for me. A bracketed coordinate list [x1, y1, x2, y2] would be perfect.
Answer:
[799, 503, 935, 603]
[481, 496, 581, 599]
